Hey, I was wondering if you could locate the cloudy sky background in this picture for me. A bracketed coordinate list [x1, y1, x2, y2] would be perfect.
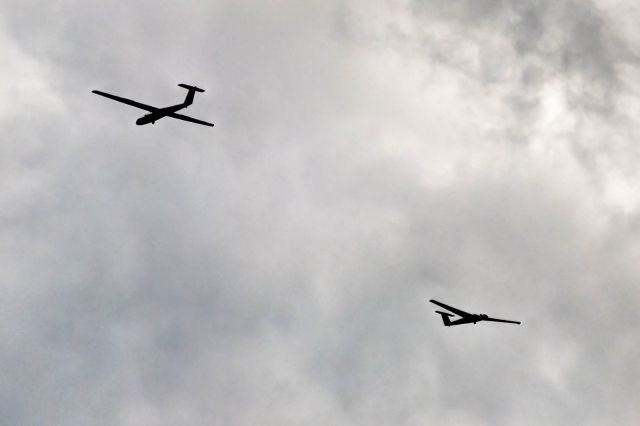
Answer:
[2, 0, 640, 424]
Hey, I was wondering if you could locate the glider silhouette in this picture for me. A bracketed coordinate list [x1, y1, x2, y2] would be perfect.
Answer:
[430, 299, 521, 326]
[92, 84, 214, 127]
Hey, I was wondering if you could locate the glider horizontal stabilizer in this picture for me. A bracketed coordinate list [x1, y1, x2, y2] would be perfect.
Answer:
[178, 83, 205, 92]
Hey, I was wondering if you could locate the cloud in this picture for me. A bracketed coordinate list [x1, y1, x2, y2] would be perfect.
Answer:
[1, 0, 639, 425]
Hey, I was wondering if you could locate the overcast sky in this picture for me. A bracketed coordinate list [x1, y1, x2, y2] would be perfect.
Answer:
[1, 0, 640, 424]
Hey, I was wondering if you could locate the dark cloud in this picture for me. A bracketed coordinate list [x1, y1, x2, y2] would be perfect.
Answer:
[1, 0, 639, 425]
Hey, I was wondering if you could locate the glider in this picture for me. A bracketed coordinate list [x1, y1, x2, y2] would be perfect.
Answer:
[92, 83, 214, 127]
[429, 299, 521, 326]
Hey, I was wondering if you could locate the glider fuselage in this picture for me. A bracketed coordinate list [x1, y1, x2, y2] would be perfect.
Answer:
[136, 103, 187, 125]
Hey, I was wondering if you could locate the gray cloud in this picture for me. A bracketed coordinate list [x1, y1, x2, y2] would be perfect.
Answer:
[1, 0, 640, 425]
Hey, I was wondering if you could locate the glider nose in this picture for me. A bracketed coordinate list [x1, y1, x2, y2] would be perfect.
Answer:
[136, 115, 151, 125]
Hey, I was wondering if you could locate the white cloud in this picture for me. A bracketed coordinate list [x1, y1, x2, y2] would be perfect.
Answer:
[0, 0, 639, 424]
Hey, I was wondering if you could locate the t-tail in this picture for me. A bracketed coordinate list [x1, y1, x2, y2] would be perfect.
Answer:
[435, 311, 453, 326]
[178, 83, 205, 107]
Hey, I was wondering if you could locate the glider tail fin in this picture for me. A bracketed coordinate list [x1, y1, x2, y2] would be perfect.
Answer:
[435, 311, 453, 326]
[178, 83, 205, 107]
